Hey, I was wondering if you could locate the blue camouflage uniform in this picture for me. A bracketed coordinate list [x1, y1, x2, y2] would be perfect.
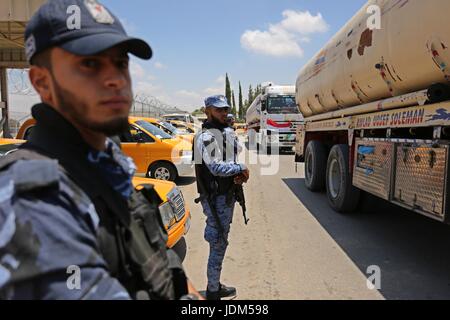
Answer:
[0, 139, 135, 300]
[196, 123, 245, 293]
[0, 0, 165, 300]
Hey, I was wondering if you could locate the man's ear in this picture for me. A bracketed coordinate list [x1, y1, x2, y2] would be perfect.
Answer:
[29, 66, 53, 104]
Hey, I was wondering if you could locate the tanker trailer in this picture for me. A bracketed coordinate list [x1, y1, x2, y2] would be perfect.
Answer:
[295, 0, 450, 223]
[246, 83, 303, 153]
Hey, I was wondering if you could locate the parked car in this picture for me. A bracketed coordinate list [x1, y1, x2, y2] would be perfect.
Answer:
[167, 120, 197, 134]
[0, 138, 25, 156]
[135, 116, 194, 144]
[16, 117, 194, 182]
[121, 117, 194, 181]
[133, 176, 191, 251]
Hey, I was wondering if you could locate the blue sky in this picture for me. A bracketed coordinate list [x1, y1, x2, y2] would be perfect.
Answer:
[14, 1, 368, 114]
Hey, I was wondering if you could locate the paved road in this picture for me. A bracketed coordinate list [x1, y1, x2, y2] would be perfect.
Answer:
[178, 141, 450, 300]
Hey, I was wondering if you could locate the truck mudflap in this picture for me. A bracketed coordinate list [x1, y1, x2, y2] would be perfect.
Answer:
[353, 138, 449, 222]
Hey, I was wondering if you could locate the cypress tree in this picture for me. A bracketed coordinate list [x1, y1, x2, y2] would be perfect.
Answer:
[248, 84, 254, 106]
[225, 73, 232, 107]
[238, 82, 243, 120]
[231, 90, 237, 117]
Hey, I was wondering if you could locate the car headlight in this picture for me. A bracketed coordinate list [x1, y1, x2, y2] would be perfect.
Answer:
[159, 202, 175, 227]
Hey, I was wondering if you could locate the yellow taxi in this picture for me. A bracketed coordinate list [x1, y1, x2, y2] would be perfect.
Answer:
[0, 138, 25, 156]
[16, 117, 194, 182]
[167, 120, 197, 135]
[134, 116, 194, 144]
[133, 177, 191, 250]
[120, 117, 194, 181]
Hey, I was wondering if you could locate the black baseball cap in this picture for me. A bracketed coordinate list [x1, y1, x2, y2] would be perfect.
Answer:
[25, 0, 152, 63]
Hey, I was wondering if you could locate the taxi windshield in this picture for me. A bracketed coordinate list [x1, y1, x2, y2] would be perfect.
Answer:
[160, 121, 182, 135]
[135, 120, 173, 140]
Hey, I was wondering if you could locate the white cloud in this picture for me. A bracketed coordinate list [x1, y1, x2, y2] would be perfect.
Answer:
[241, 10, 329, 58]
[154, 62, 167, 69]
[130, 61, 160, 96]
[134, 81, 165, 98]
[176, 90, 202, 100]
[279, 10, 328, 34]
[241, 27, 304, 58]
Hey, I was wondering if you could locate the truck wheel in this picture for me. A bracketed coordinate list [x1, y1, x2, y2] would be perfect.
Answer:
[326, 144, 360, 213]
[304, 141, 327, 192]
[148, 162, 178, 182]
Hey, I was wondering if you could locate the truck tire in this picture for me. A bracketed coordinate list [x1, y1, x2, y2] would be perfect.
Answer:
[304, 141, 327, 192]
[326, 144, 360, 213]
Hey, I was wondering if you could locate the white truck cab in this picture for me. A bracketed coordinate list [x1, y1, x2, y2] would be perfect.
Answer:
[246, 83, 304, 153]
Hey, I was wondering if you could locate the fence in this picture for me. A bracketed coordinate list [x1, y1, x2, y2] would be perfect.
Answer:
[131, 94, 184, 119]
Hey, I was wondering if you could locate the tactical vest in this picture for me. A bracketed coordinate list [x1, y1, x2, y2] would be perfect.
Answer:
[193, 121, 235, 196]
[0, 104, 187, 300]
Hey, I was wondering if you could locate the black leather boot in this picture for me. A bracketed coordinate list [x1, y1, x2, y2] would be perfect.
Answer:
[218, 283, 237, 299]
[206, 290, 221, 300]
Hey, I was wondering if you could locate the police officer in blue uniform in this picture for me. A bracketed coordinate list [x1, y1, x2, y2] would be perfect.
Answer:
[194, 95, 250, 300]
[0, 0, 200, 300]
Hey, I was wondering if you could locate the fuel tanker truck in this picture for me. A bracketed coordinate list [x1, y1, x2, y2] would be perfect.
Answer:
[294, 0, 450, 223]
[246, 83, 304, 153]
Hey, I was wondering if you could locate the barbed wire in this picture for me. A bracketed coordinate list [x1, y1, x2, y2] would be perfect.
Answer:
[5, 69, 189, 127]
[131, 93, 185, 118]
[7, 69, 37, 96]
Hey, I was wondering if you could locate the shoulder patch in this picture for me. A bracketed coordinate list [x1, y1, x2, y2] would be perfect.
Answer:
[12, 160, 59, 193]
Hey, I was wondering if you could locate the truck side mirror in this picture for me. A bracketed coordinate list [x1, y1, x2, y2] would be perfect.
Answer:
[261, 101, 267, 112]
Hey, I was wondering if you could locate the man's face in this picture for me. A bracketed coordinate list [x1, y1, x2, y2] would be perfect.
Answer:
[45, 46, 132, 136]
[207, 107, 229, 125]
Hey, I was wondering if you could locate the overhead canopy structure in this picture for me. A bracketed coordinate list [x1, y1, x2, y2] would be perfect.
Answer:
[0, 0, 44, 67]
[0, 0, 45, 137]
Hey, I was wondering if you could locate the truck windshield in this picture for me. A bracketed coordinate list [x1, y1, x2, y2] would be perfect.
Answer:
[135, 120, 173, 140]
[267, 96, 298, 114]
